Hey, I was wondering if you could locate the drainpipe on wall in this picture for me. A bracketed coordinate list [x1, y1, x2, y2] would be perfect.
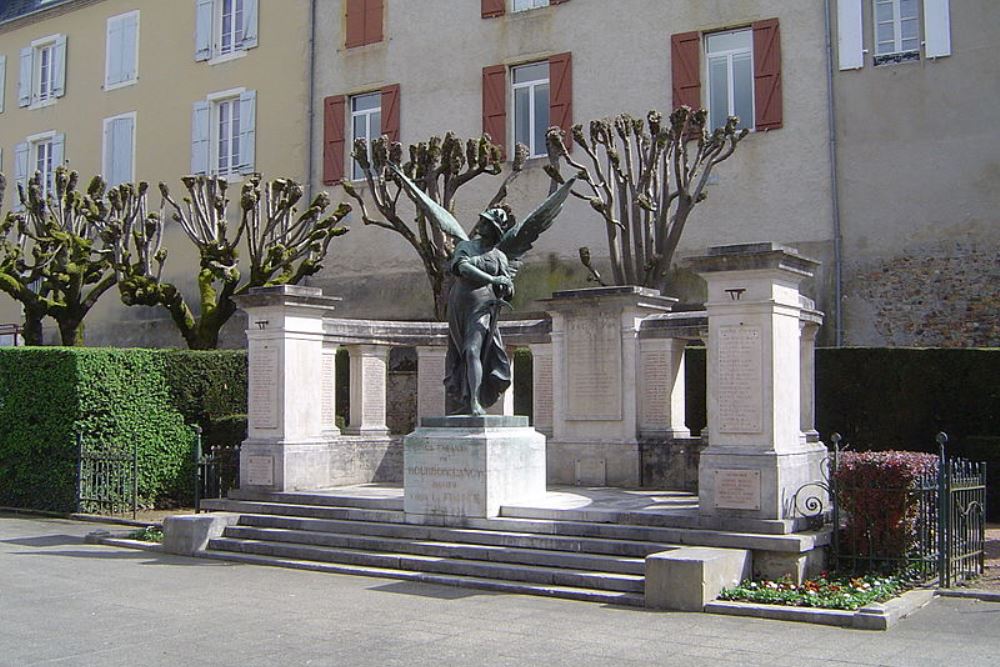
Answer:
[305, 0, 318, 203]
[824, 0, 845, 347]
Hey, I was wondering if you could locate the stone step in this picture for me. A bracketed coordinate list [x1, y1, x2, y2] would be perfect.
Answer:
[198, 549, 645, 607]
[228, 489, 404, 511]
[208, 537, 645, 593]
[238, 514, 675, 558]
[223, 525, 648, 574]
[500, 504, 796, 535]
[199, 499, 405, 523]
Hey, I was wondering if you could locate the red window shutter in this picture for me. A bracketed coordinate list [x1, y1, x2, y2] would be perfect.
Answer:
[365, 0, 383, 45]
[482, 64, 507, 157]
[323, 95, 347, 184]
[381, 83, 400, 144]
[671, 31, 701, 110]
[753, 18, 783, 130]
[345, 0, 364, 48]
[481, 0, 505, 18]
[549, 52, 573, 152]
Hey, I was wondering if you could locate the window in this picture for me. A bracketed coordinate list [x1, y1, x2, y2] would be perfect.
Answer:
[512, 62, 549, 157]
[874, 0, 919, 63]
[350, 92, 381, 180]
[513, 0, 548, 11]
[18, 34, 66, 107]
[191, 89, 256, 177]
[0, 55, 6, 113]
[15, 132, 65, 204]
[705, 29, 754, 131]
[345, 0, 383, 49]
[195, 0, 258, 62]
[105, 11, 139, 90]
[103, 113, 136, 187]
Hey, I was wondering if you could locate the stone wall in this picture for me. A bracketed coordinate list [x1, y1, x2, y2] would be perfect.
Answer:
[844, 243, 1000, 347]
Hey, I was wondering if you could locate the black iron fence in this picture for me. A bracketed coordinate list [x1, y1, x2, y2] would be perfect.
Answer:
[193, 426, 240, 513]
[76, 434, 137, 518]
[827, 432, 987, 587]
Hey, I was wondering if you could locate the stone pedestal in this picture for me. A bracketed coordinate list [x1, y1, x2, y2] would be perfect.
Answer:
[403, 415, 546, 525]
[687, 244, 827, 522]
[234, 285, 342, 492]
[541, 287, 677, 486]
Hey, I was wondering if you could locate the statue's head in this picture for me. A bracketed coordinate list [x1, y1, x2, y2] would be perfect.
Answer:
[477, 208, 509, 239]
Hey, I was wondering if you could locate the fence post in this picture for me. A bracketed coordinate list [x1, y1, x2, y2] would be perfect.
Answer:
[829, 432, 841, 573]
[936, 431, 949, 587]
[75, 433, 84, 514]
[193, 425, 203, 514]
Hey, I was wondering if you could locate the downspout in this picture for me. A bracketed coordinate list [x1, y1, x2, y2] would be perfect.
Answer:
[824, 0, 845, 346]
[306, 0, 318, 202]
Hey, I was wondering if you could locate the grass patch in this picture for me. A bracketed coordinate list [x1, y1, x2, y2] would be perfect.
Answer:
[719, 573, 910, 611]
[127, 526, 164, 543]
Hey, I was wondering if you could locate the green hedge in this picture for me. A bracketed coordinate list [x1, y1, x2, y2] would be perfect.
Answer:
[0, 348, 248, 512]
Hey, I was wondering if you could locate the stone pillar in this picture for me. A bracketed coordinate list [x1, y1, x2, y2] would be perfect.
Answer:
[542, 287, 677, 486]
[638, 337, 690, 439]
[345, 344, 390, 436]
[233, 285, 341, 492]
[485, 347, 514, 416]
[529, 343, 553, 436]
[416, 346, 447, 420]
[800, 321, 820, 443]
[320, 343, 340, 435]
[686, 243, 827, 523]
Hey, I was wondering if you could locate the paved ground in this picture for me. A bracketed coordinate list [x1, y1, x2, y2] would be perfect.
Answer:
[2, 513, 999, 667]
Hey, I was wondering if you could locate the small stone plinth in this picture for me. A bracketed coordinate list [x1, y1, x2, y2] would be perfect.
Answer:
[404, 415, 546, 525]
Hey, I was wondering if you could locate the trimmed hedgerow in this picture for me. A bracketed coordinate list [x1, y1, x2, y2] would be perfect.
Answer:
[161, 350, 247, 432]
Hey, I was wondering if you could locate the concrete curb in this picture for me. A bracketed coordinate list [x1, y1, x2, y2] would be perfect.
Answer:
[85, 530, 164, 553]
[937, 589, 1000, 603]
[704, 588, 937, 630]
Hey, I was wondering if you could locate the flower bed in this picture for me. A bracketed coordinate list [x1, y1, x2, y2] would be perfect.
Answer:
[719, 573, 910, 611]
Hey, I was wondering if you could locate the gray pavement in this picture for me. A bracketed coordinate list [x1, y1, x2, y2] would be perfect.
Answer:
[1, 512, 999, 667]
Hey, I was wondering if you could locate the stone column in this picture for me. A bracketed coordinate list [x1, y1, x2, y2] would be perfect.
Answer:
[529, 343, 553, 436]
[686, 243, 827, 523]
[638, 337, 690, 439]
[233, 285, 341, 492]
[800, 320, 820, 443]
[485, 347, 515, 416]
[345, 344, 390, 436]
[542, 287, 677, 486]
[320, 343, 340, 435]
[416, 346, 447, 421]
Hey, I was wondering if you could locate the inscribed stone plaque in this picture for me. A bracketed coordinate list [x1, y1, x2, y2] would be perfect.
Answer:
[532, 353, 553, 428]
[639, 348, 670, 430]
[246, 455, 274, 486]
[321, 352, 335, 429]
[717, 325, 763, 433]
[566, 317, 622, 420]
[249, 347, 279, 429]
[417, 354, 446, 417]
[714, 469, 761, 510]
[575, 458, 607, 486]
[363, 356, 386, 423]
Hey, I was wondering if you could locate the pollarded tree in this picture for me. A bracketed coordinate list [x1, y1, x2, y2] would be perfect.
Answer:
[343, 133, 527, 321]
[545, 107, 748, 289]
[0, 167, 128, 346]
[118, 174, 350, 349]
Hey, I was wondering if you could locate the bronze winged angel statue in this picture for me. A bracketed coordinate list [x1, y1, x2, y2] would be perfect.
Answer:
[392, 166, 576, 416]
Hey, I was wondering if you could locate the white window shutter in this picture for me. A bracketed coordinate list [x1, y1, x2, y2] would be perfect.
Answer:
[106, 17, 124, 86]
[0, 55, 6, 113]
[238, 90, 256, 174]
[191, 100, 210, 174]
[242, 0, 259, 49]
[837, 0, 864, 70]
[52, 134, 66, 171]
[195, 0, 213, 61]
[18, 47, 32, 107]
[52, 35, 67, 98]
[923, 0, 951, 58]
[123, 12, 139, 81]
[113, 116, 135, 185]
[14, 142, 29, 208]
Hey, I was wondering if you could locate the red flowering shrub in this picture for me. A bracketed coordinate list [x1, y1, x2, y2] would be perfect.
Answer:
[834, 451, 939, 563]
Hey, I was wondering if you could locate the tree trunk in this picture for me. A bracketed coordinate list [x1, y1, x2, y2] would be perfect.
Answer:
[57, 317, 85, 346]
[22, 310, 45, 346]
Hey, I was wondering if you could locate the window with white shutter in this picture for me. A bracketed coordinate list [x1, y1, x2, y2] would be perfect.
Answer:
[195, 0, 259, 63]
[19, 34, 66, 108]
[192, 89, 256, 177]
[0, 55, 6, 113]
[103, 112, 136, 187]
[105, 11, 139, 90]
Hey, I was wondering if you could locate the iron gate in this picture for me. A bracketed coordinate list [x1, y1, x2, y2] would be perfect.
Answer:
[193, 426, 241, 512]
[76, 434, 137, 518]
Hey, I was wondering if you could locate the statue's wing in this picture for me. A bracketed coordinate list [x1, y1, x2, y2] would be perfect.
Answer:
[389, 164, 469, 242]
[498, 177, 576, 262]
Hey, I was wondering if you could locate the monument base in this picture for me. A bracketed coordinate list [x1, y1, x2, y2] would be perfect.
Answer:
[697, 443, 829, 523]
[403, 415, 546, 526]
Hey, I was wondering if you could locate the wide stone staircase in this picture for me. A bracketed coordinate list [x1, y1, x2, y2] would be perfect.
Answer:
[199, 489, 822, 607]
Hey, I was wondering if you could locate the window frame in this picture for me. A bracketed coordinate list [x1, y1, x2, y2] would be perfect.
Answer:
[512, 0, 549, 13]
[704, 27, 755, 132]
[102, 111, 136, 187]
[207, 87, 245, 179]
[349, 91, 382, 181]
[216, 0, 245, 59]
[873, 0, 921, 65]
[104, 10, 140, 91]
[26, 130, 57, 198]
[31, 34, 58, 107]
[511, 61, 549, 158]
[0, 55, 6, 114]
